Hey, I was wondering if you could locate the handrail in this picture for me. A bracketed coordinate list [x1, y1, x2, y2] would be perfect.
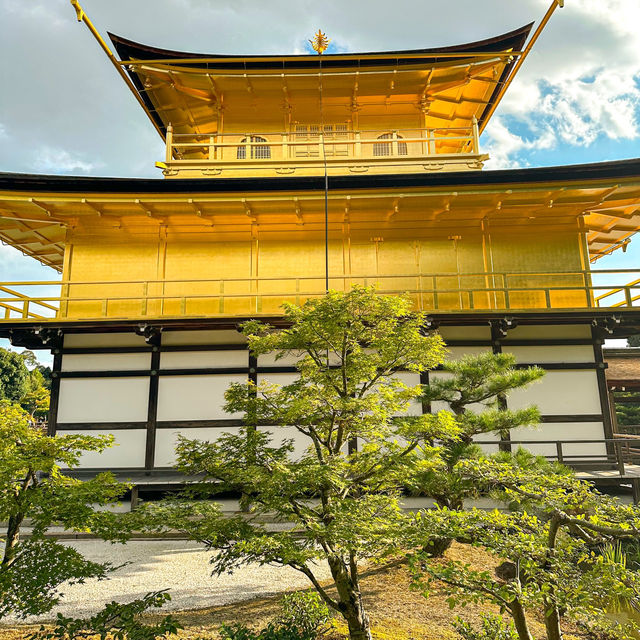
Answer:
[164, 124, 482, 164]
[475, 438, 640, 476]
[0, 269, 636, 321]
[0, 268, 636, 287]
[171, 127, 477, 139]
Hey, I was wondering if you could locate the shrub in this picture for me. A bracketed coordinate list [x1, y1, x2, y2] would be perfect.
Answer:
[453, 614, 519, 640]
[218, 591, 331, 640]
[276, 592, 330, 637]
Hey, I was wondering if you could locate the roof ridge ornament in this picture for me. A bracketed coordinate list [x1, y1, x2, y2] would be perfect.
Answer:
[310, 30, 331, 55]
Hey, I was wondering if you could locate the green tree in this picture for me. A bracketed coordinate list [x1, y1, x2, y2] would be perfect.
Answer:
[0, 401, 128, 619]
[411, 459, 640, 640]
[413, 352, 544, 555]
[19, 352, 51, 418]
[0, 347, 29, 403]
[30, 591, 182, 640]
[135, 288, 456, 640]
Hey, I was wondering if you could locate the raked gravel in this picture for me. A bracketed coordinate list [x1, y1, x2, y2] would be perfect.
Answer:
[4, 539, 332, 624]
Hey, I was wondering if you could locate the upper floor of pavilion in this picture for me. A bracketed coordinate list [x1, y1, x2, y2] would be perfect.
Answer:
[109, 25, 532, 178]
[0, 160, 639, 325]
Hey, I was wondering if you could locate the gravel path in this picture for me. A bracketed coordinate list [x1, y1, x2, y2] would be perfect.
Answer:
[5, 539, 331, 623]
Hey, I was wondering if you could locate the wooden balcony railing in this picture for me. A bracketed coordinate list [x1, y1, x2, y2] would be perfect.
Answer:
[0, 269, 637, 321]
[475, 437, 640, 477]
[157, 123, 484, 177]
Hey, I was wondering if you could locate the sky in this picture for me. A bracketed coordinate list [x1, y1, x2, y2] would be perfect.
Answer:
[0, 0, 639, 361]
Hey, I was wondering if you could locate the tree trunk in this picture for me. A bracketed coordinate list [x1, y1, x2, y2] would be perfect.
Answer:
[424, 495, 463, 557]
[3, 513, 24, 567]
[543, 516, 563, 640]
[510, 598, 534, 640]
[421, 536, 453, 557]
[328, 556, 372, 640]
[544, 603, 563, 640]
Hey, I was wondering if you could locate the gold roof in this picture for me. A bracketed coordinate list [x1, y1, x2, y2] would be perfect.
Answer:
[109, 25, 532, 149]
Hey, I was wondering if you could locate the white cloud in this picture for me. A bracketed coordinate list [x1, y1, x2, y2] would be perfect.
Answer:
[484, 0, 640, 167]
[483, 117, 554, 170]
[32, 147, 101, 175]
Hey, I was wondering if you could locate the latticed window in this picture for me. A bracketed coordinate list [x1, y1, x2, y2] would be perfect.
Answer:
[294, 123, 350, 157]
[373, 132, 408, 157]
[237, 136, 271, 159]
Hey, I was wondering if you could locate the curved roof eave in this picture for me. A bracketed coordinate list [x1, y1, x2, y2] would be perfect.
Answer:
[108, 24, 533, 137]
[1, 158, 640, 195]
[108, 23, 533, 69]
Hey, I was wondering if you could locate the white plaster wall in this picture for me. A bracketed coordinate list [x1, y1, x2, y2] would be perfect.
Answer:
[162, 330, 247, 346]
[57, 378, 150, 423]
[507, 370, 601, 415]
[390, 372, 423, 416]
[438, 326, 491, 341]
[444, 346, 492, 360]
[160, 350, 248, 369]
[510, 422, 607, 458]
[257, 372, 300, 386]
[157, 374, 248, 421]
[63, 333, 147, 348]
[57, 429, 146, 468]
[61, 353, 151, 372]
[258, 425, 310, 460]
[473, 431, 502, 455]
[258, 352, 304, 367]
[503, 324, 592, 340]
[154, 426, 242, 467]
[502, 345, 594, 364]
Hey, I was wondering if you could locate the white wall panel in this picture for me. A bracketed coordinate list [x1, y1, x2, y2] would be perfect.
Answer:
[256, 372, 300, 386]
[444, 346, 492, 360]
[162, 330, 247, 346]
[61, 353, 151, 372]
[391, 372, 423, 416]
[504, 324, 592, 340]
[57, 429, 146, 468]
[63, 333, 147, 348]
[510, 422, 607, 458]
[155, 427, 242, 467]
[258, 352, 304, 367]
[157, 374, 247, 421]
[473, 431, 501, 455]
[258, 425, 310, 460]
[160, 350, 248, 369]
[502, 345, 594, 364]
[507, 370, 601, 415]
[57, 377, 150, 423]
[438, 326, 491, 341]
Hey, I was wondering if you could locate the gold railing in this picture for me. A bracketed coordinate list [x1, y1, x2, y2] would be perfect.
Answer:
[0, 269, 637, 321]
[161, 124, 481, 167]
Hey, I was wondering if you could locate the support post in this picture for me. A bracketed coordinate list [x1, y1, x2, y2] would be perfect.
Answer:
[471, 116, 480, 154]
[145, 345, 161, 472]
[166, 124, 173, 163]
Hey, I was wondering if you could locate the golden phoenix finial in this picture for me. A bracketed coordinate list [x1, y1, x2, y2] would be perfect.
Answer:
[310, 29, 331, 55]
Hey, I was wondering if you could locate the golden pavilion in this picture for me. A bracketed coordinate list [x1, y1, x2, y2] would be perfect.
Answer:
[0, 0, 639, 481]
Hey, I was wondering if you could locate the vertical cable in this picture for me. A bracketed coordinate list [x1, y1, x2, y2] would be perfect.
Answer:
[319, 55, 330, 293]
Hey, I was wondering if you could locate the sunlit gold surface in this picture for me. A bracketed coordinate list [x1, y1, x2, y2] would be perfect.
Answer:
[0, 177, 638, 274]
